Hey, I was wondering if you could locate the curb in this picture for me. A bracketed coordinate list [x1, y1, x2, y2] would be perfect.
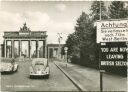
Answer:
[54, 61, 87, 91]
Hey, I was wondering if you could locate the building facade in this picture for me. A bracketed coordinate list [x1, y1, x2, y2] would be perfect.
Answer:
[47, 44, 64, 59]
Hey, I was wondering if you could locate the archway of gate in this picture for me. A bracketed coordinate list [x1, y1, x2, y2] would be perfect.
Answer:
[21, 41, 29, 58]
[13, 40, 44, 58]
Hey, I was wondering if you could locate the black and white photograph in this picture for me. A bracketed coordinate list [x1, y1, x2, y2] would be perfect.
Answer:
[0, 0, 128, 91]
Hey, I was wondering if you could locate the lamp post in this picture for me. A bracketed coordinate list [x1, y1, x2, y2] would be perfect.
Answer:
[57, 33, 63, 59]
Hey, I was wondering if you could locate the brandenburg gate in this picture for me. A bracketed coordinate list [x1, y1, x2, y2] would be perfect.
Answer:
[3, 23, 47, 58]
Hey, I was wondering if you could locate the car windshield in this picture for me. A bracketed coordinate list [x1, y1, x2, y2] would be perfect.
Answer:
[35, 62, 44, 65]
[32, 58, 48, 70]
[34, 61, 44, 69]
[1, 62, 12, 67]
[1, 58, 14, 63]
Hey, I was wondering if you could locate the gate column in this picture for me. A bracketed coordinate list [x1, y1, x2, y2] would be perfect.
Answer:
[43, 40, 47, 58]
[29, 40, 31, 58]
[11, 40, 14, 58]
[4, 40, 6, 57]
[19, 40, 22, 57]
[36, 40, 39, 58]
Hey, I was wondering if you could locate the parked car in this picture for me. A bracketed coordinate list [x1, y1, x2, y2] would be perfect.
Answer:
[0, 58, 18, 73]
[29, 58, 50, 78]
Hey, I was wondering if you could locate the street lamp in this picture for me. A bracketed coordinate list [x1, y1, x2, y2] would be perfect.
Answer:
[57, 33, 63, 59]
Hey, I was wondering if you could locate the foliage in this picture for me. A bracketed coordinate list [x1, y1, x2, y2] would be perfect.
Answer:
[66, 12, 97, 65]
[90, 1, 108, 21]
[65, 1, 127, 70]
[61, 45, 65, 55]
[108, 1, 128, 19]
[66, 32, 80, 60]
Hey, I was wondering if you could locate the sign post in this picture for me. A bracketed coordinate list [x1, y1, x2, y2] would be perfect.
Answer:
[64, 47, 68, 67]
[96, 19, 128, 92]
[99, 43, 105, 92]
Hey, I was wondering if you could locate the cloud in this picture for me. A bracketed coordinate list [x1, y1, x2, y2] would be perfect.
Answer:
[0, 11, 51, 31]
[0, 11, 23, 31]
[0, 11, 51, 44]
[56, 4, 66, 12]
[22, 11, 51, 31]
[0, 11, 23, 44]
[0, 11, 74, 44]
[47, 21, 74, 44]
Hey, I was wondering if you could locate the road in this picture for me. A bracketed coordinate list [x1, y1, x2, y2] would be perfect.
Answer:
[55, 61, 127, 91]
[1, 59, 78, 91]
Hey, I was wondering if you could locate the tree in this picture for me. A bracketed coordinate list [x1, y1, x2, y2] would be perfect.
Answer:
[65, 2, 107, 67]
[108, 1, 128, 19]
[65, 12, 90, 63]
[66, 33, 80, 57]
[75, 12, 91, 46]
[89, 1, 108, 68]
[90, 1, 108, 21]
[66, 12, 97, 65]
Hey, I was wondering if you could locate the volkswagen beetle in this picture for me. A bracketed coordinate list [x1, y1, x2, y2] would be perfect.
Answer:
[0, 58, 18, 73]
[29, 58, 50, 78]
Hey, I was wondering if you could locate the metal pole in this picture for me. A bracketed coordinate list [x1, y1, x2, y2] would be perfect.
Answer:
[64, 47, 68, 67]
[66, 51, 67, 67]
[57, 33, 63, 60]
[100, 1, 101, 20]
[99, 1, 103, 92]
[126, 42, 128, 91]
[57, 33, 60, 59]
[100, 70, 103, 92]
[67, 51, 68, 63]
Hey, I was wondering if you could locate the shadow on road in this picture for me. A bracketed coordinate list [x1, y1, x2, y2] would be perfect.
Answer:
[1, 71, 18, 75]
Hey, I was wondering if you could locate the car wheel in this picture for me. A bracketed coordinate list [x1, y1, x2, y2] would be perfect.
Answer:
[16, 66, 19, 72]
[13, 65, 18, 72]
[46, 75, 49, 79]
[30, 75, 33, 79]
[15, 68, 18, 72]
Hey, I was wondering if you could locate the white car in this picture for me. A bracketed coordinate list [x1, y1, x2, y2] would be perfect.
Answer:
[29, 58, 50, 78]
[0, 58, 18, 73]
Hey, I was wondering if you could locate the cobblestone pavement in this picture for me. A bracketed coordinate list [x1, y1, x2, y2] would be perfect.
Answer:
[54, 60, 127, 91]
[1, 59, 78, 91]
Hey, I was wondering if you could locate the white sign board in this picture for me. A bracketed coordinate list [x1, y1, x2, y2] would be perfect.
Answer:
[96, 19, 128, 43]
[64, 47, 68, 51]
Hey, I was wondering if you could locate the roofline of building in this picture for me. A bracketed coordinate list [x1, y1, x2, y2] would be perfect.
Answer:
[4, 31, 47, 33]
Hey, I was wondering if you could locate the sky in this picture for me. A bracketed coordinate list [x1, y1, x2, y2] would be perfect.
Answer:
[0, 1, 110, 44]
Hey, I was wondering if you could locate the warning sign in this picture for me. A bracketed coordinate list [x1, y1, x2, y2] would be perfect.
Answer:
[100, 42, 127, 69]
[96, 19, 128, 43]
